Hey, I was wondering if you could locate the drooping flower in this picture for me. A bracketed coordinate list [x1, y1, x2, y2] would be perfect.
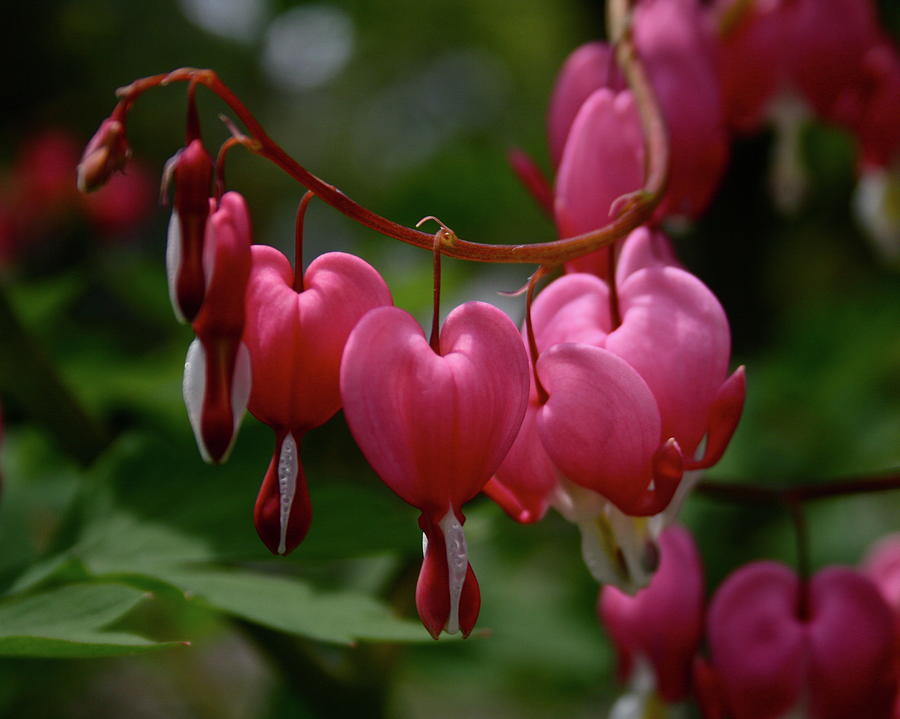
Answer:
[243, 247, 392, 555]
[486, 228, 744, 590]
[340, 302, 529, 637]
[166, 139, 214, 323]
[599, 525, 704, 712]
[182, 191, 252, 465]
[706, 561, 898, 719]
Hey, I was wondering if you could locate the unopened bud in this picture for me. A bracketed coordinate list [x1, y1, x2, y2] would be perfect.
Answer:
[77, 118, 130, 193]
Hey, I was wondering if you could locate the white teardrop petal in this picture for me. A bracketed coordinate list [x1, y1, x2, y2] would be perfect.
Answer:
[439, 508, 469, 635]
[277, 433, 299, 555]
[166, 211, 187, 323]
[183, 339, 211, 463]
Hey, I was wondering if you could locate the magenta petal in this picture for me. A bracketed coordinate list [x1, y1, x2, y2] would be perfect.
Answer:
[486, 394, 558, 524]
[688, 365, 746, 470]
[707, 562, 807, 719]
[416, 510, 481, 639]
[555, 89, 645, 277]
[599, 525, 704, 702]
[536, 343, 667, 513]
[609, 266, 730, 459]
[614, 226, 680, 285]
[547, 42, 622, 170]
[341, 302, 529, 512]
[244, 247, 392, 432]
[529, 272, 611, 352]
[806, 568, 897, 719]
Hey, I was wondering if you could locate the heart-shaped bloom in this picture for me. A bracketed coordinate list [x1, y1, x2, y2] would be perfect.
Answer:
[486, 228, 744, 589]
[707, 562, 898, 719]
[243, 247, 392, 555]
[166, 138, 213, 323]
[182, 191, 252, 465]
[599, 525, 704, 708]
[340, 302, 530, 638]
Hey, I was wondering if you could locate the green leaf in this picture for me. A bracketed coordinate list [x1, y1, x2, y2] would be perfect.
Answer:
[0, 583, 186, 657]
[155, 568, 433, 645]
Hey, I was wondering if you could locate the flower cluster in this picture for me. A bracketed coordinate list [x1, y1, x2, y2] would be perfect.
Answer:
[75, 0, 898, 662]
[600, 526, 900, 719]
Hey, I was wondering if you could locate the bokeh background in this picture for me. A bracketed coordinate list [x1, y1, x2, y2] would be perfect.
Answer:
[1, 0, 899, 717]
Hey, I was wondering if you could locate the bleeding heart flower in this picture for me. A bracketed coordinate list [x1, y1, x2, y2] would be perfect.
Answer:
[182, 191, 252, 465]
[166, 138, 214, 323]
[555, 89, 645, 278]
[486, 228, 739, 589]
[599, 525, 704, 707]
[243, 247, 392, 555]
[707, 562, 899, 719]
[340, 302, 530, 638]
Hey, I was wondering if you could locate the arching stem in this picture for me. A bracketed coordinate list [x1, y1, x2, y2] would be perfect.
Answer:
[293, 191, 315, 292]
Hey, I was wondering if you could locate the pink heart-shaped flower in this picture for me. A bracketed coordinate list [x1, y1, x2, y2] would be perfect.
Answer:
[340, 301, 529, 637]
[708, 562, 898, 719]
[244, 246, 392, 555]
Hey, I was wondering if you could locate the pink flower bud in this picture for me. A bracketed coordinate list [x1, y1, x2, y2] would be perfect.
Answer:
[166, 139, 214, 323]
[600, 525, 704, 703]
[182, 192, 253, 465]
[340, 302, 530, 637]
[707, 562, 898, 719]
[76, 118, 130, 194]
[243, 247, 392, 555]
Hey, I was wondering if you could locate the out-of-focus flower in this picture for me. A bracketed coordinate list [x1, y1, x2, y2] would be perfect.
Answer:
[600, 525, 704, 713]
[341, 302, 529, 637]
[705, 561, 898, 719]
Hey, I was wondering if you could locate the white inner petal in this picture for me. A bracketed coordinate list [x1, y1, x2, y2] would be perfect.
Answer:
[216, 341, 252, 463]
[277, 433, 299, 555]
[182, 339, 210, 463]
[166, 211, 186, 323]
[439, 508, 468, 635]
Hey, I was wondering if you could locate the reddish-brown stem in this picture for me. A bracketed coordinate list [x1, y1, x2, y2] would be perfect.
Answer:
[524, 266, 551, 404]
[293, 191, 315, 292]
[186, 79, 201, 143]
[607, 242, 622, 329]
[109, 0, 665, 264]
[214, 136, 244, 202]
[428, 229, 443, 354]
[697, 471, 900, 504]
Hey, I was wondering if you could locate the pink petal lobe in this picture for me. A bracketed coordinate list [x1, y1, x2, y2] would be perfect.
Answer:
[486, 393, 558, 524]
[608, 266, 730, 459]
[547, 42, 622, 170]
[614, 226, 680, 285]
[529, 272, 611, 352]
[599, 525, 704, 702]
[555, 89, 645, 277]
[536, 343, 667, 513]
[244, 247, 392, 432]
[341, 302, 529, 513]
[689, 365, 746, 470]
[707, 562, 807, 719]
[807, 568, 898, 719]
